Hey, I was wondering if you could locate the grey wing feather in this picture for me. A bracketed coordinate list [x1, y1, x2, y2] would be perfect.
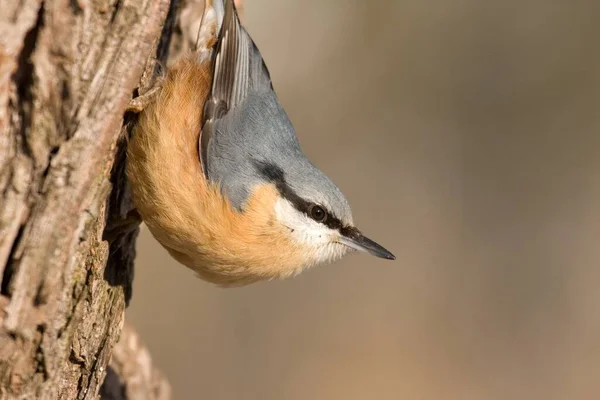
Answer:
[200, 0, 276, 177]
[201, 0, 252, 176]
[210, 0, 249, 108]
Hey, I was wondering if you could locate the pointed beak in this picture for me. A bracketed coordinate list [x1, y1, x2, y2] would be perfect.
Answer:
[338, 227, 395, 260]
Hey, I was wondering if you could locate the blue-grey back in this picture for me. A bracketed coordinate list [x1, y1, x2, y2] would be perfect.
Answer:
[201, 0, 352, 223]
[206, 90, 352, 225]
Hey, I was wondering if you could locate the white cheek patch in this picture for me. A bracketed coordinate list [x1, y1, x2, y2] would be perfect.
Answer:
[274, 199, 352, 267]
[274, 199, 332, 246]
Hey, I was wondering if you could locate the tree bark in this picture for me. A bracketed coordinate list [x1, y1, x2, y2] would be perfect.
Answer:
[0, 0, 176, 398]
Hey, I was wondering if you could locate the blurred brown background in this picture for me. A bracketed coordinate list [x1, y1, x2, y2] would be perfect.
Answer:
[127, 0, 600, 399]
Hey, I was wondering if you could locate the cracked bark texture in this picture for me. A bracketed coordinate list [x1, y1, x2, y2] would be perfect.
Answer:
[0, 0, 175, 398]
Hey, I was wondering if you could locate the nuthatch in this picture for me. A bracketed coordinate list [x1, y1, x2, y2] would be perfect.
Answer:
[126, 0, 394, 287]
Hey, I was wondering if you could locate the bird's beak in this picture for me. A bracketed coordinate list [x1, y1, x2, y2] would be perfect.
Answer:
[338, 227, 395, 260]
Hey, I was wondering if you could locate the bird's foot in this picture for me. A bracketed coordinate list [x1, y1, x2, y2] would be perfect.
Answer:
[126, 80, 163, 113]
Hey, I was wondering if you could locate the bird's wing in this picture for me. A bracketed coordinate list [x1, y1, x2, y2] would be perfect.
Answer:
[200, 0, 272, 178]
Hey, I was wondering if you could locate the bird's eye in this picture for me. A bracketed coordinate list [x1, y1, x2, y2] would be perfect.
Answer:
[309, 204, 327, 222]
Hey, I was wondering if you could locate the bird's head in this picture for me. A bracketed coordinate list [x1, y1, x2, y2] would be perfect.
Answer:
[254, 160, 395, 269]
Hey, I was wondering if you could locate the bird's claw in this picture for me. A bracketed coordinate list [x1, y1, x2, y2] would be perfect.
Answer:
[126, 76, 164, 113]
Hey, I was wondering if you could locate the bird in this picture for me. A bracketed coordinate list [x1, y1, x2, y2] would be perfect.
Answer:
[126, 0, 395, 287]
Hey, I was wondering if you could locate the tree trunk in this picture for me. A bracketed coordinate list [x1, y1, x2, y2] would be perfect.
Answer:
[0, 0, 179, 397]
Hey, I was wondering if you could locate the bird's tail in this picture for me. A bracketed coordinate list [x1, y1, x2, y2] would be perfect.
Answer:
[195, 0, 226, 61]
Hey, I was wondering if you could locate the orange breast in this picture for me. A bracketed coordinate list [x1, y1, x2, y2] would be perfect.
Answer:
[126, 55, 308, 286]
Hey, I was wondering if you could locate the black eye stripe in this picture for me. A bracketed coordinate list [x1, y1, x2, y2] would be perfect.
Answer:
[254, 160, 344, 230]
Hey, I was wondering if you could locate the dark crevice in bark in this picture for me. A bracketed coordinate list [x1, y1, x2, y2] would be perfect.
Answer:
[1, 222, 26, 296]
[39, 145, 59, 182]
[99, 367, 126, 400]
[33, 274, 47, 306]
[109, 0, 125, 26]
[104, 134, 138, 306]
[83, 333, 110, 395]
[34, 324, 49, 380]
[156, 0, 180, 69]
[12, 2, 45, 158]
[104, 229, 138, 306]
[68, 0, 83, 15]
